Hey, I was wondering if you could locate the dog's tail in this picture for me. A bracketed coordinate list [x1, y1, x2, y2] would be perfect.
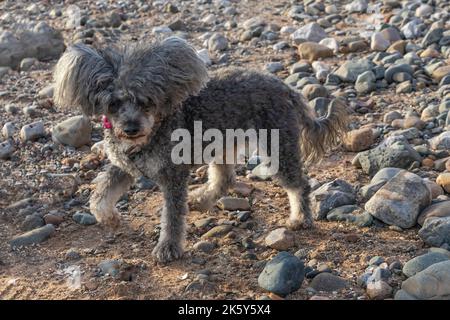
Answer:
[296, 96, 348, 164]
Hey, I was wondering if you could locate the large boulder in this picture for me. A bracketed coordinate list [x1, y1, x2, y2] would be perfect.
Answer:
[333, 59, 374, 83]
[310, 179, 356, 220]
[0, 22, 65, 69]
[395, 260, 450, 300]
[291, 23, 327, 43]
[52, 115, 92, 148]
[258, 251, 305, 296]
[419, 217, 450, 247]
[365, 171, 431, 228]
[353, 138, 422, 176]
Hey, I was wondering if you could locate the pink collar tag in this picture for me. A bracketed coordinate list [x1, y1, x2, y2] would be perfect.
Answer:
[102, 115, 112, 129]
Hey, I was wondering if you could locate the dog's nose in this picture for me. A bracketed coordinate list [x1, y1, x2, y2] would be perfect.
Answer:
[123, 122, 140, 136]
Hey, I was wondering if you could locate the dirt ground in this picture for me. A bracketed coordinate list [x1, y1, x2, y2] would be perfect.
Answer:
[0, 0, 440, 300]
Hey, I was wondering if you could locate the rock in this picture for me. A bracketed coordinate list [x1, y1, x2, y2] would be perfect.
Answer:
[365, 171, 431, 228]
[326, 205, 360, 222]
[10, 224, 55, 248]
[310, 179, 356, 220]
[423, 179, 444, 199]
[65, 248, 81, 261]
[396, 81, 412, 94]
[208, 33, 228, 52]
[291, 23, 327, 43]
[395, 261, 450, 300]
[355, 71, 376, 94]
[20, 121, 45, 141]
[21, 214, 45, 231]
[430, 132, 450, 150]
[258, 251, 305, 296]
[344, 127, 374, 152]
[360, 168, 404, 200]
[73, 212, 97, 225]
[265, 62, 283, 73]
[4, 123, 19, 143]
[401, 20, 421, 39]
[369, 256, 384, 266]
[371, 32, 390, 52]
[37, 85, 54, 99]
[52, 115, 92, 148]
[98, 259, 121, 277]
[193, 241, 216, 253]
[436, 173, 450, 193]
[217, 197, 250, 211]
[403, 116, 425, 129]
[384, 111, 402, 124]
[265, 228, 295, 250]
[415, 4, 433, 17]
[319, 38, 339, 53]
[381, 27, 402, 43]
[297, 42, 333, 62]
[385, 64, 413, 83]
[0, 140, 14, 159]
[366, 280, 392, 300]
[432, 66, 450, 82]
[355, 139, 422, 176]
[309, 273, 347, 292]
[20, 57, 37, 71]
[418, 201, 450, 226]
[197, 49, 211, 66]
[201, 225, 233, 239]
[334, 59, 373, 82]
[0, 23, 65, 69]
[421, 28, 443, 48]
[43, 213, 64, 225]
[0, 66, 10, 79]
[345, 0, 368, 13]
[419, 217, 450, 247]
[152, 26, 172, 35]
[403, 252, 449, 278]
[302, 84, 327, 100]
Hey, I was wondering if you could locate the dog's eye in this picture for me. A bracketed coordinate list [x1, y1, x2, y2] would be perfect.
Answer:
[108, 101, 121, 114]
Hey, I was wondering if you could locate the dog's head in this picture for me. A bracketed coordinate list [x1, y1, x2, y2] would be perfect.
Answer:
[53, 37, 208, 145]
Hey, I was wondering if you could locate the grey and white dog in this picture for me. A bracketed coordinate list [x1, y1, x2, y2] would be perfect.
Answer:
[53, 37, 347, 263]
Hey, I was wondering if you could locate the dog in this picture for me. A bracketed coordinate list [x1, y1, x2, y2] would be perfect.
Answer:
[53, 37, 347, 263]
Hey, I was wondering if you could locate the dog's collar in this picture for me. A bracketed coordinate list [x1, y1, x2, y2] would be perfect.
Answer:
[102, 115, 112, 129]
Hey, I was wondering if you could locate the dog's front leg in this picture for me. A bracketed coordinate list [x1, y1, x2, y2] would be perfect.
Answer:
[89, 165, 133, 229]
[152, 177, 188, 263]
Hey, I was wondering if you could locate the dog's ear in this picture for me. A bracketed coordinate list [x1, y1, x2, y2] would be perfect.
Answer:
[120, 37, 209, 115]
[53, 44, 118, 116]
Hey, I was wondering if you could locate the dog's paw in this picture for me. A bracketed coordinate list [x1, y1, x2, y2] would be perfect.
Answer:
[90, 201, 121, 230]
[188, 193, 214, 212]
[286, 217, 314, 230]
[152, 240, 184, 263]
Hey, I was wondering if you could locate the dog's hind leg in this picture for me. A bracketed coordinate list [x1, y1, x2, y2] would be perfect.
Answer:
[89, 165, 133, 229]
[188, 163, 235, 212]
[275, 136, 313, 230]
[152, 171, 189, 263]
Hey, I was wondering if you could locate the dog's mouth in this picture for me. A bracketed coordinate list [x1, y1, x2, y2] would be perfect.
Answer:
[124, 134, 146, 140]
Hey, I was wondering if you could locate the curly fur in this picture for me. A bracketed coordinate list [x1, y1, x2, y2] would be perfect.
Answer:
[54, 37, 209, 116]
[53, 38, 348, 263]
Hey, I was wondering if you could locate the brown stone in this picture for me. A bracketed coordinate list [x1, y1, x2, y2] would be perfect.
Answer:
[43, 214, 64, 225]
[432, 65, 450, 82]
[344, 127, 375, 152]
[387, 40, 407, 55]
[436, 173, 450, 193]
[418, 201, 450, 226]
[420, 48, 440, 58]
[297, 42, 334, 62]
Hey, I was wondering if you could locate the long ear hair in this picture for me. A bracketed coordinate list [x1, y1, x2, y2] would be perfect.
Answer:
[53, 44, 120, 115]
[117, 37, 209, 115]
